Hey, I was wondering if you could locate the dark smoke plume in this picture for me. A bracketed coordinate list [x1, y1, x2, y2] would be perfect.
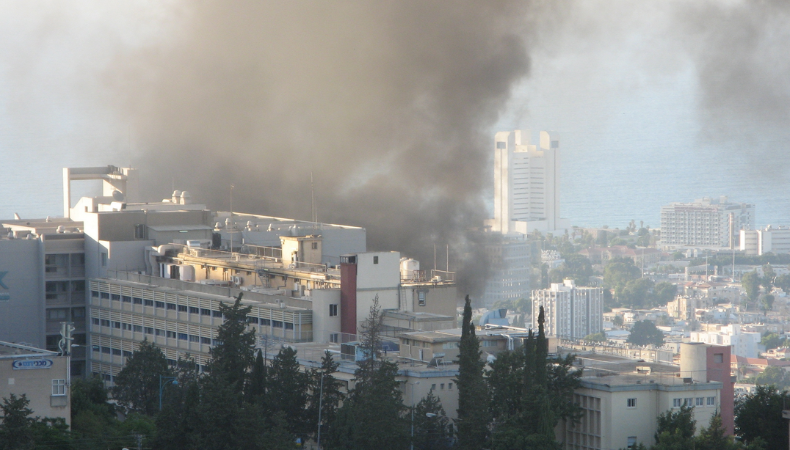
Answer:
[102, 1, 561, 299]
[675, 0, 790, 176]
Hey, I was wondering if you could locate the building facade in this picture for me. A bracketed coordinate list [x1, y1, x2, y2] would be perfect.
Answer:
[490, 129, 569, 235]
[0, 221, 88, 377]
[740, 225, 790, 255]
[532, 280, 603, 340]
[659, 197, 755, 249]
[480, 235, 530, 308]
[0, 342, 71, 426]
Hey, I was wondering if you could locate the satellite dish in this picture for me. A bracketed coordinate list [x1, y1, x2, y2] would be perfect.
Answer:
[112, 190, 125, 202]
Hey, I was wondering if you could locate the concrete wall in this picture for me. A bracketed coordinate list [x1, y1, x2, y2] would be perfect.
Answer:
[403, 284, 457, 317]
[307, 288, 341, 343]
[0, 239, 45, 347]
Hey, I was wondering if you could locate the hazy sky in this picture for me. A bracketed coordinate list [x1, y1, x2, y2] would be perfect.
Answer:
[1, 0, 788, 250]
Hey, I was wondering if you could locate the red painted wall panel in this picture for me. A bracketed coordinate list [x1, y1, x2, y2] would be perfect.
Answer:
[340, 263, 357, 336]
[707, 345, 734, 435]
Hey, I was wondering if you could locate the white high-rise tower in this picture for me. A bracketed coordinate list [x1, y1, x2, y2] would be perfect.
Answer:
[490, 129, 568, 235]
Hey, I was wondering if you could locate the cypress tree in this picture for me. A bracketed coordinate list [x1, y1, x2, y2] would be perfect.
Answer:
[456, 295, 490, 450]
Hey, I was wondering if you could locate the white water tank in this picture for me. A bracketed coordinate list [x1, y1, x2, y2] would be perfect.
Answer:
[172, 190, 182, 203]
[400, 258, 420, 279]
[179, 265, 195, 282]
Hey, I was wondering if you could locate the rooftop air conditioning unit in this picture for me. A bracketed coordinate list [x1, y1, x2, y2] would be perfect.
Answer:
[232, 276, 244, 286]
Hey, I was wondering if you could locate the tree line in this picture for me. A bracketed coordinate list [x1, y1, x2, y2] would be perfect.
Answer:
[4, 293, 789, 449]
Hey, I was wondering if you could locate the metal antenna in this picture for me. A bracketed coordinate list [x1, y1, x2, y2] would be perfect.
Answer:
[310, 172, 317, 224]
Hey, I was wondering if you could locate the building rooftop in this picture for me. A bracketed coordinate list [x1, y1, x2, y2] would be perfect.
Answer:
[0, 341, 58, 359]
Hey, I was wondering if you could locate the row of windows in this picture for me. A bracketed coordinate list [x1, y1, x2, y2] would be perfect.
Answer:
[94, 291, 224, 316]
[430, 382, 453, 391]
[92, 318, 217, 345]
[47, 308, 85, 320]
[672, 397, 716, 408]
[245, 316, 295, 329]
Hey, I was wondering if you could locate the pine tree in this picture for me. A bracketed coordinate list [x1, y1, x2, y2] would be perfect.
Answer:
[309, 350, 344, 442]
[0, 394, 34, 450]
[268, 346, 310, 438]
[413, 389, 452, 450]
[208, 293, 256, 393]
[193, 293, 259, 449]
[456, 295, 490, 450]
[112, 339, 171, 416]
[247, 349, 267, 405]
[329, 296, 408, 450]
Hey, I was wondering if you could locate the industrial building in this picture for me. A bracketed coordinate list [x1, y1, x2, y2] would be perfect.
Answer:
[531, 280, 603, 341]
[0, 165, 457, 383]
[659, 196, 755, 249]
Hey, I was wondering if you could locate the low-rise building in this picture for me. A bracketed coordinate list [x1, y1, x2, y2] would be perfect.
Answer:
[560, 343, 734, 449]
[690, 325, 761, 358]
[0, 341, 71, 426]
[740, 225, 790, 256]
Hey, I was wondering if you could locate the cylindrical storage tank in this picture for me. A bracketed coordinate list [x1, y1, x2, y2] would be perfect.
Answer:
[180, 190, 191, 205]
[400, 258, 420, 279]
[679, 342, 708, 381]
[172, 190, 181, 203]
[179, 265, 195, 282]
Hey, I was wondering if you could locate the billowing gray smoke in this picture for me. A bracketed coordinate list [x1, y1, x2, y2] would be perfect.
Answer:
[674, 0, 790, 177]
[102, 1, 561, 299]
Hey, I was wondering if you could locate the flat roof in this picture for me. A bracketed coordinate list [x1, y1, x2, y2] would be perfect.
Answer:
[148, 225, 214, 232]
[0, 341, 58, 359]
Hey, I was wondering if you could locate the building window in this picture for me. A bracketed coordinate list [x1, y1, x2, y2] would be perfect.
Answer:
[145, 327, 154, 335]
[189, 307, 199, 314]
[155, 301, 165, 308]
[178, 333, 188, 341]
[714, 353, 723, 363]
[144, 299, 154, 307]
[311, 242, 318, 250]
[133, 325, 143, 333]
[101, 252, 107, 267]
[201, 308, 212, 316]
[696, 397, 704, 406]
[373, 256, 378, 264]
[707, 397, 716, 406]
[431, 384, 436, 390]
[627, 398, 637, 408]
[418, 291, 426, 306]
[134, 224, 146, 239]
[448, 383, 453, 390]
[178, 305, 188, 312]
[627, 437, 637, 449]
[330, 333, 339, 343]
[47, 309, 68, 320]
[673, 398, 682, 408]
[329, 304, 338, 317]
[440, 383, 445, 390]
[52, 379, 66, 396]
[201, 337, 211, 345]
[166, 303, 176, 310]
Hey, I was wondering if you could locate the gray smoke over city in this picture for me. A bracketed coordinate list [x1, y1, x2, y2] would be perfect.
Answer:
[98, 0, 564, 299]
[674, 0, 790, 178]
[2, 0, 789, 299]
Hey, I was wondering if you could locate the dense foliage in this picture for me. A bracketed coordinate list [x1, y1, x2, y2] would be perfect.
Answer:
[627, 320, 665, 347]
